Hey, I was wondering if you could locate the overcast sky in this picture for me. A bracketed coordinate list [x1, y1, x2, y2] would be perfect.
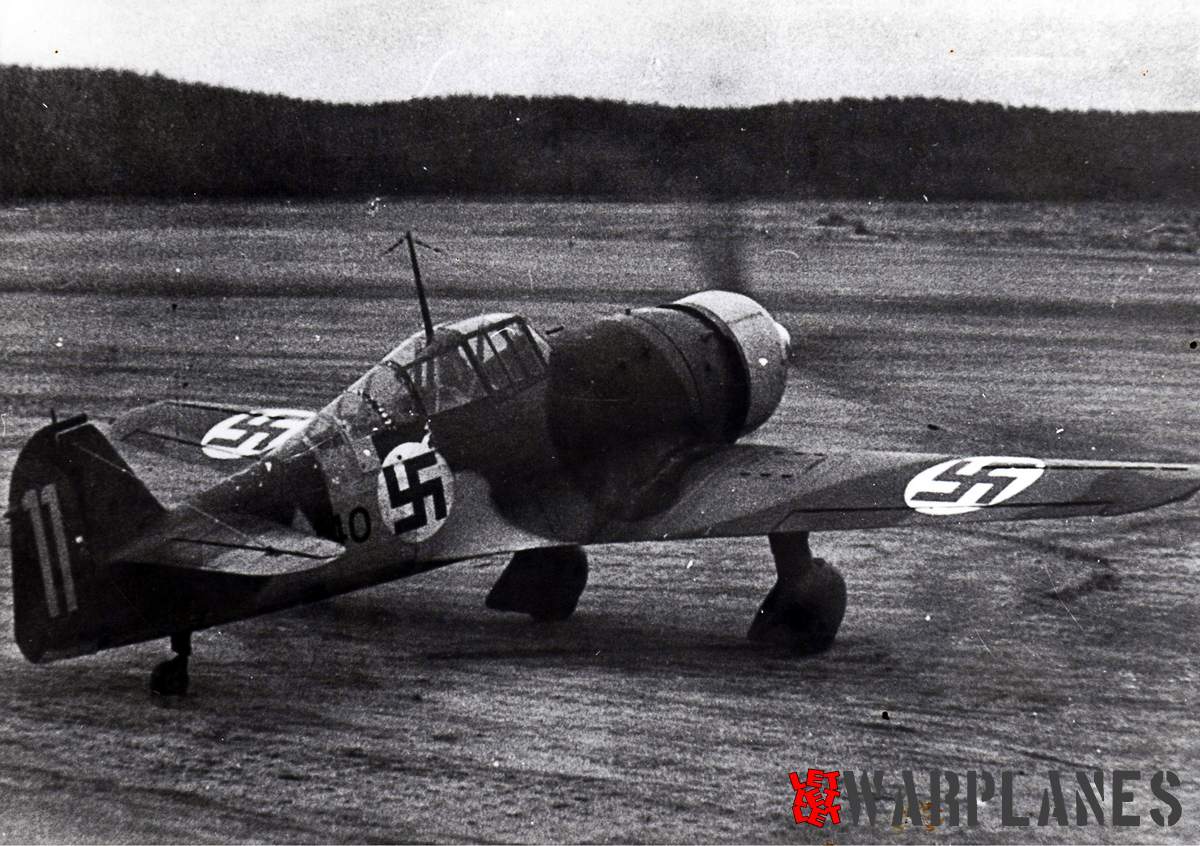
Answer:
[2, 0, 1196, 111]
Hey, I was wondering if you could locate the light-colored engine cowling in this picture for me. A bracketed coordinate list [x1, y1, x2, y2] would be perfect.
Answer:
[669, 291, 791, 435]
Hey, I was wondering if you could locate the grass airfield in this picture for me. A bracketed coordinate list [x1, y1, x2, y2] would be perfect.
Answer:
[0, 200, 1197, 843]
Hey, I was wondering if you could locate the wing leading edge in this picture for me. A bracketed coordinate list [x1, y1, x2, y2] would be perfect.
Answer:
[597, 445, 1200, 542]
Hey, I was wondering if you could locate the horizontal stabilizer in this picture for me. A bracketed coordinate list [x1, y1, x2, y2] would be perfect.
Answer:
[116, 507, 344, 576]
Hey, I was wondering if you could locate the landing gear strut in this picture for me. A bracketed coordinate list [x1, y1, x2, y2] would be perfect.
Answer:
[747, 533, 846, 653]
[486, 546, 589, 621]
[150, 631, 192, 696]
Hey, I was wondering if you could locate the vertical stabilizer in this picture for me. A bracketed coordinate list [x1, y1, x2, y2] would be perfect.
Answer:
[7, 416, 165, 661]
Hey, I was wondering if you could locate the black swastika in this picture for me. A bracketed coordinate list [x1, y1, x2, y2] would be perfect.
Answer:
[383, 450, 448, 535]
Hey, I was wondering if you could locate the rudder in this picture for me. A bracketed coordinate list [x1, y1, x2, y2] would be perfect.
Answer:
[7, 415, 165, 662]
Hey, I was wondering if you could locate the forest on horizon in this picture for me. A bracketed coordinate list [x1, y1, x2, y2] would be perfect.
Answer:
[2, 65, 1198, 202]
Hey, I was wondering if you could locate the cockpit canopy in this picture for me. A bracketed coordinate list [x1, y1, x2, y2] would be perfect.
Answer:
[328, 313, 549, 440]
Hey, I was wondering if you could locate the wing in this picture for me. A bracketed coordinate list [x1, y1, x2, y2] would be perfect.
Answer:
[113, 505, 344, 576]
[597, 445, 1200, 542]
[109, 401, 316, 502]
[111, 400, 316, 467]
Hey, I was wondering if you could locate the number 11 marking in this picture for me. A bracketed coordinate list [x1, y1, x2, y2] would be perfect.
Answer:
[21, 483, 77, 618]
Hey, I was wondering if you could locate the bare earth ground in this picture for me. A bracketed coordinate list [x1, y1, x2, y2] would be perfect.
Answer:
[0, 200, 1197, 843]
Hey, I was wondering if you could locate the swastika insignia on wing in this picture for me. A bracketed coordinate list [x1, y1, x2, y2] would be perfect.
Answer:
[201, 408, 314, 460]
[904, 456, 1046, 516]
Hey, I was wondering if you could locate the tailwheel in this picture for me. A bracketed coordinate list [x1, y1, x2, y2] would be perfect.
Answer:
[747, 533, 846, 653]
[486, 546, 589, 622]
[150, 631, 192, 696]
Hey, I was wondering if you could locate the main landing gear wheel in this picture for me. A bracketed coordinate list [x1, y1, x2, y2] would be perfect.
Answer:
[486, 546, 589, 622]
[747, 533, 846, 654]
[150, 631, 192, 696]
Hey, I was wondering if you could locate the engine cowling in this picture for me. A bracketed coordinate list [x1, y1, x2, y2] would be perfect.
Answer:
[669, 290, 791, 435]
[547, 290, 790, 457]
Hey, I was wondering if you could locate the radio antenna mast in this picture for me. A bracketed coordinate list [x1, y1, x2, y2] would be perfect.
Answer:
[383, 230, 435, 344]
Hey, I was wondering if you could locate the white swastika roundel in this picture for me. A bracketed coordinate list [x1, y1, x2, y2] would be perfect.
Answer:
[904, 456, 1046, 516]
[377, 441, 454, 542]
[201, 408, 315, 460]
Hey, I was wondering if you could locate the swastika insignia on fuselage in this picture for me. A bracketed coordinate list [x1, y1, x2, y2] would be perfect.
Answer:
[376, 441, 454, 541]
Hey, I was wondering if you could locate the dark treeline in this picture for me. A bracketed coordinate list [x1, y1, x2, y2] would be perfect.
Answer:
[2, 65, 1198, 201]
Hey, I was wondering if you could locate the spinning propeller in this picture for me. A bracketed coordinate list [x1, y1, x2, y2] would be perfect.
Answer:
[686, 202, 1173, 464]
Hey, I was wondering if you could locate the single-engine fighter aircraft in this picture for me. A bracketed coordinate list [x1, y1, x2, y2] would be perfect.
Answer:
[8, 235, 1200, 694]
